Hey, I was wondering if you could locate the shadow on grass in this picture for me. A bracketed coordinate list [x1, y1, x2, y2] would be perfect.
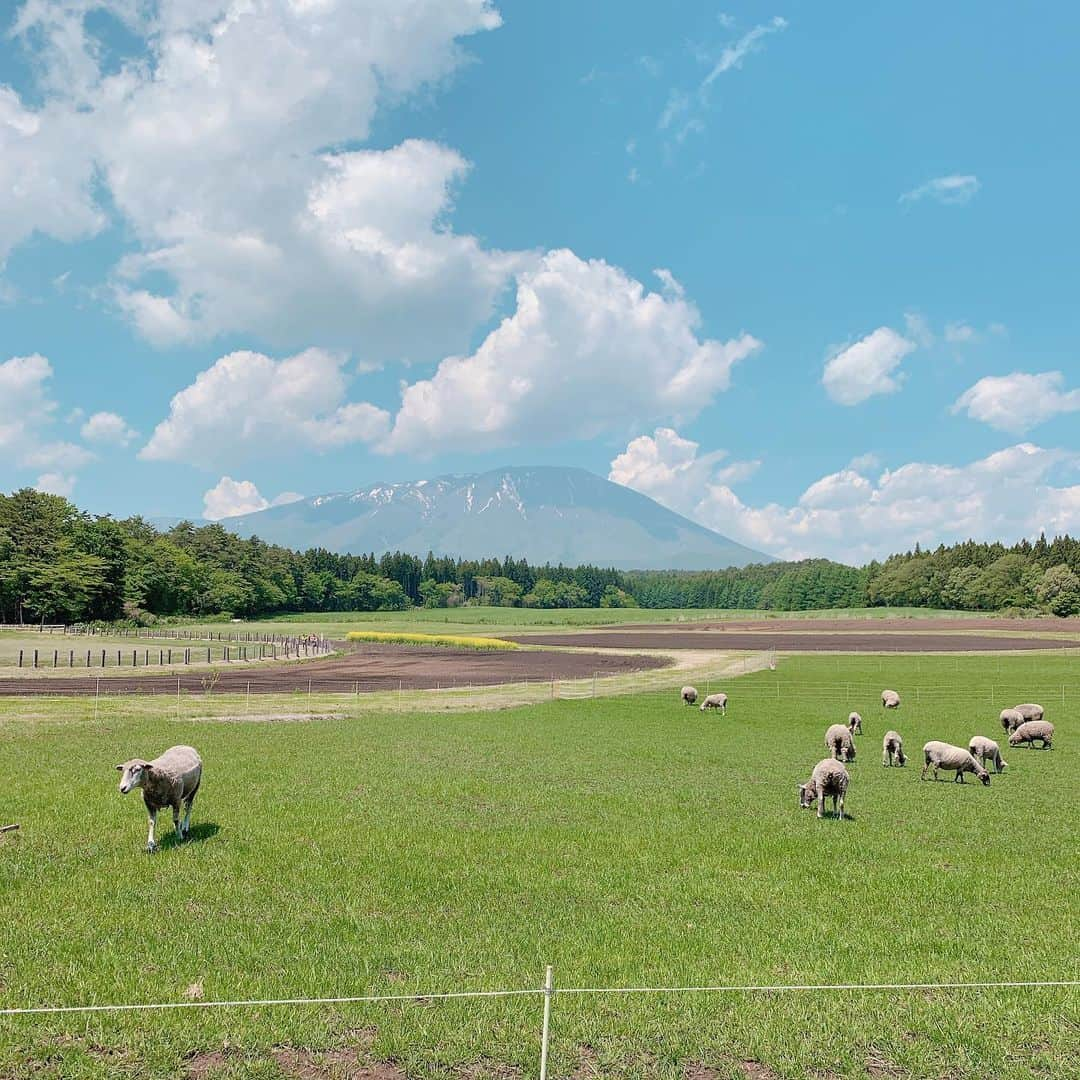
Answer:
[160, 822, 220, 849]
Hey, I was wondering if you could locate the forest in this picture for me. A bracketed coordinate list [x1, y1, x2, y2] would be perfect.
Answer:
[2, 488, 1079, 623]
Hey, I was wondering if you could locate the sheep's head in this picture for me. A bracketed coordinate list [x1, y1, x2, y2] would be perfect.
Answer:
[116, 760, 151, 795]
[798, 781, 817, 809]
[1008, 731, 1023, 746]
[976, 765, 991, 786]
[844, 743, 856, 762]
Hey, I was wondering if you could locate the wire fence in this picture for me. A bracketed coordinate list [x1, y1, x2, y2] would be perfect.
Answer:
[2, 970, 1077, 1079]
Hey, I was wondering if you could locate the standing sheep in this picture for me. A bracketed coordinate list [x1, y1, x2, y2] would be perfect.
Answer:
[1014, 703, 1045, 724]
[968, 735, 1008, 774]
[117, 745, 203, 853]
[848, 711, 863, 735]
[921, 741, 990, 785]
[825, 723, 857, 763]
[799, 758, 850, 820]
[700, 692, 728, 714]
[881, 690, 901, 710]
[1008, 720, 1054, 750]
[681, 686, 698, 706]
[882, 730, 906, 767]
[999, 708, 1025, 734]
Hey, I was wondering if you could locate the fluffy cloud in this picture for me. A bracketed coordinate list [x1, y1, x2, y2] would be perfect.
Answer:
[900, 174, 980, 206]
[952, 371, 1080, 434]
[80, 411, 138, 446]
[34, 472, 76, 498]
[7, 1, 513, 359]
[611, 431, 1080, 564]
[609, 427, 759, 509]
[140, 348, 390, 467]
[0, 354, 56, 450]
[202, 477, 303, 521]
[822, 327, 917, 405]
[384, 252, 761, 453]
[21, 441, 95, 470]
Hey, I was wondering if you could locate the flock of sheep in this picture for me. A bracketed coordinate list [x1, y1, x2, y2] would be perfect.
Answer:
[681, 683, 1056, 822]
[115, 685, 1057, 851]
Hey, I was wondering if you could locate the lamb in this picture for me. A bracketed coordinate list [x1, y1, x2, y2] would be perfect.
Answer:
[825, 723, 856, 763]
[681, 686, 698, 706]
[968, 735, 1008, 774]
[999, 708, 1025, 734]
[921, 741, 990, 785]
[881, 690, 901, 709]
[700, 692, 728, 714]
[799, 758, 850, 820]
[1014, 703, 1045, 724]
[117, 745, 203, 853]
[882, 730, 906, 767]
[1008, 720, 1054, 750]
[848, 711, 863, 735]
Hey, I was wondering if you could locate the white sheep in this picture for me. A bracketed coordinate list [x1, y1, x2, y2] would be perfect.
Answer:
[825, 723, 857, 763]
[881, 690, 901, 709]
[700, 692, 728, 714]
[1014, 703, 1045, 724]
[117, 745, 203, 853]
[799, 758, 850, 820]
[921, 741, 990, 786]
[681, 685, 698, 706]
[968, 735, 1008, 774]
[1008, 720, 1054, 750]
[999, 708, 1025, 734]
[848, 711, 863, 735]
[882, 730, 907, 767]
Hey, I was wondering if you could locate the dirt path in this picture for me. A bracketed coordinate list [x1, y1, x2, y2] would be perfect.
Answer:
[0, 643, 669, 696]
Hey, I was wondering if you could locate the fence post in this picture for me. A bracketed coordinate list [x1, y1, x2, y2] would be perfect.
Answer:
[539, 965, 554, 1080]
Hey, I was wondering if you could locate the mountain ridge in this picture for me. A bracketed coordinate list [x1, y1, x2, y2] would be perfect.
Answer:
[216, 466, 773, 570]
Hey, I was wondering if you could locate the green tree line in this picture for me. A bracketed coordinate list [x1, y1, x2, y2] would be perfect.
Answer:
[3, 488, 1079, 622]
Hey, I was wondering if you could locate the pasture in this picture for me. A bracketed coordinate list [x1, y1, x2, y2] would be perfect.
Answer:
[0, 652, 1077, 1079]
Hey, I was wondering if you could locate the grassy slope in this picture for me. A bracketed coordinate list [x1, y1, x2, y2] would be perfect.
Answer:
[0, 654, 1076, 1079]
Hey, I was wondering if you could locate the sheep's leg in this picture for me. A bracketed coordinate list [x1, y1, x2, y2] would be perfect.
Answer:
[920, 760, 930, 780]
[146, 810, 157, 853]
[816, 790, 824, 819]
[837, 792, 844, 821]
[182, 794, 195, 838]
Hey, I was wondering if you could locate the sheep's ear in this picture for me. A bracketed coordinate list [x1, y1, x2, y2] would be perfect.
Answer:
[115, 764, 123, 771]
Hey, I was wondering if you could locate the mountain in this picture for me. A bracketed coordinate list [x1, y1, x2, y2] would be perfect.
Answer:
[219, 466, 772, 570]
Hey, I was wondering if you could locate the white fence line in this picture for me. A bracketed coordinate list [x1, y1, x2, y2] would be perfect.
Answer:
[3, 971, 1077, 1078]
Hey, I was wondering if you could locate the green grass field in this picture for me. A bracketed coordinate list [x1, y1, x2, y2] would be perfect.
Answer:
[1, 653, 1077, 1079]
[179, 606, 996, 642]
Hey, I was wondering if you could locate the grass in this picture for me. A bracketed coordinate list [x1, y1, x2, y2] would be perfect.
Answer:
[343, 630, 518, 650]
[184, 606, 999, 642]
[0, 653, 1077, 1079]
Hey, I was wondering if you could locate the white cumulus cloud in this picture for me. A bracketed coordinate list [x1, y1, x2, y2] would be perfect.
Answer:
[202, 477, 304, 521]
[900, 174, 980, 206]
[952, 371, 1080, 434]
[822, 326, 917, 406]
[34, 472, 76, 498]
[611, 431, 1080, 564]
[80, 411, 138, 446]
[384, 252, 761, 454]
[141, 349, 390, 467]
[0, 354, 57, 450]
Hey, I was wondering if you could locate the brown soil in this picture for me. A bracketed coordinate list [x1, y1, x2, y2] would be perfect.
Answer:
[507, 629, 1076, 653]
[0, 642, 668, 697]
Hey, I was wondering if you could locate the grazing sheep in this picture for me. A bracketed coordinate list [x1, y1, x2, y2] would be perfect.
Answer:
[681, 686, 698, 706]
[1008, 720, 1054, 750]
[999, 708, 1025, 734]
[700, 692, 728, 714]
[117, 745, 203, 853]
[921, 741, 990, 786]
[799, 758, 850, 820]
[848, 711, 863, 735]
[882, 730, 907, 767]
[1014, 703, 1045, 724]
[825, 723, 857, 763]
[881, 690, 901, 709]
[968, 735, 1008, 774]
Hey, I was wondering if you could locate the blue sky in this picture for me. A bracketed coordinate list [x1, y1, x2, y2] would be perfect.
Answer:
[1, 1, 1079, 563]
